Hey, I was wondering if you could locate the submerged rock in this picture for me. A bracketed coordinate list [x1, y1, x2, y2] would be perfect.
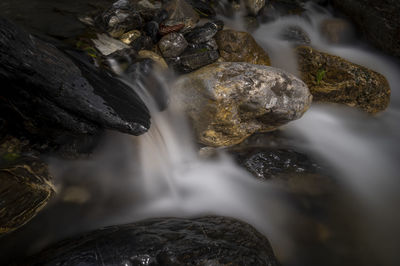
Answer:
[296, 46, 391, 113]
[0, 138, 55, 236]
[25, 216, 279, 266]
[138, 50, 168, 70]
[320, 18, 354, 44]
[331, 0, 400, 58]
[158, 32, 188, 58]
[172, 62, 312, 146]
[280, 26, 311, 46]
[215, 29, 271, 66]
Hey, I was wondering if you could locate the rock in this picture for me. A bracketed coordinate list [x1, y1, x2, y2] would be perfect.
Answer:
[130, 35, 154, 51]
[25, 216, 279, 266]
[92, 33, 130, 56]
[138, 50, 168, 70]
[163, 0, 200, 32]
[132, 0, 162, 22]
[280, 26, 311, 46]
[159, 23, 185, 35]
[244, 0, 266, 15]
[172, 62, 312, 146]
[0, 138, 55, 236]
[189, 38, 219, 51]
[168, 47, 219, 73]
[158, 32, 188, 58]
[96, 0, 143, 37]
[119, 29, 141, 45]
[154, 9, 169, 24]
[144, 20, 160, 43]
[0, 18, 150, 138]
[105, 48, 138, 74]
[184, 21, 222, 44]
[320, 18, 354, 44]
[296, 46, 391, 113]
[186, 0, 217, 18]
[331, 0, 400, 58]
[259, 0, 305, 22]
[215, 29, 271, 66]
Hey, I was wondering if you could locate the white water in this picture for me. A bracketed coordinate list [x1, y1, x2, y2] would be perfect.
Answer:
[31, 2, 400, 266]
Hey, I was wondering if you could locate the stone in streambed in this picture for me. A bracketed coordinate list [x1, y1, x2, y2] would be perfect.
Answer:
[144, 21, 160, 43]
[25, 216, 279, 266]
[172, 62, 312, 146]
[320, 18, 354, 44]
[168, 47, 219, 73]
[244, 0, 266, 15]
[164, 0, 200, 32]
[0, 138, 55, 236]
[184, 21, 223, 44]
[296, 46, 391, 113]
[280, 26, 311, 46]
[119, 30, 141, 45]
[215, 29, 271, 66]
[158, 32, 188, 58]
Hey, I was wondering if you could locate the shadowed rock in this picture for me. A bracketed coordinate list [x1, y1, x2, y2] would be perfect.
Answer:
[23, 216, 279, 266]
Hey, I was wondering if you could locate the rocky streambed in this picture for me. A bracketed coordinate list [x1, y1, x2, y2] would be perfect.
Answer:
[1, 0, 400, 265]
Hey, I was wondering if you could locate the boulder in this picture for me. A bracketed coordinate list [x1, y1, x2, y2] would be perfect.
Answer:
[296, 46, 391, 113]
[172, 62, 312, 146]
[215, 29, 271, 66]
[158, 32, 188, 58]
[331, 0, 400, 58]
[25, 216, 279, 266]
[0, 138, 55, 236]
[0, 17, 150, 138]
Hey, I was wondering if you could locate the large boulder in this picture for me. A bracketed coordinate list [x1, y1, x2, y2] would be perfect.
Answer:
[25, 216, 279, 266]
[0, 138, 55, 236]
[172, 62, 312, 146]
[215, 29, 271, 66]
[331, 0, 400, 58]
[296, 46, 391, 114]
[0, 17, 150, 139]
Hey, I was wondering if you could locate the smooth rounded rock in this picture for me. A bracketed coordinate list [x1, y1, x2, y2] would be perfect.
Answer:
[172, 62, 312, 146]
[244, 0, 266, 15]
[158, 32, 188, 58]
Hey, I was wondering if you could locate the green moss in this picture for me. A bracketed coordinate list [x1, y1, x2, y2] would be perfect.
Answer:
[316, 69, 326, 85]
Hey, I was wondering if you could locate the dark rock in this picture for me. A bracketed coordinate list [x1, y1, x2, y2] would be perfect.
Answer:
[154, 9, 169, 24]
[24, 216, 279, 266]
[244, 0, 266, 15]
[168, 47, 219, 73]
[260, 0, 305, 22]
[144, 21, 160, 43]
[130, 35, 154, 51]
[0, 137, 55, 236]
[164, 0, 200, 32]
[158, 32, 188, 58]
[96, 0, 143, 38]
[0, 17, 150, 138]
[131, 0, 162, 22]
[188, 38, 218, 51]
[184, 21, 222, 44]
[331, 0, 400, 58]
[187, 0, 217, 18]
[105, 48, 138, 74]
[280, 26, 311, 46]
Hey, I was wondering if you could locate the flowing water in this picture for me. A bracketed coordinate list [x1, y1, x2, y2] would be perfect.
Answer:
[1, 1, 400, 266]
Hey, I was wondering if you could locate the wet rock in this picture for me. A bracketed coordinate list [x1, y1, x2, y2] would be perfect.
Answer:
[331, 0, 400, 58]
[320, 18, 354, 44]
[0, 18, 150, 137]
[189, 38, 219, 51]
[92, 33, 129, 56]
[163, 0, 200, 32]
[130, 35, 154, 51]
[187, 0, 217, 18]
[296, 46, 391, 113]
[244, 0, 266, 15]
[168, 47, 219, 73]
[132, 0, 162, 22]
[0, 138, 55, 236]
[158, 32, 188, 58]
[138, 50, 168, 70]
[144, 21, 160, 43]
[260, 0, 305, 22]
[25, 216, 279, 266]
[119, 29, 141, 45]
[172, 62, 312, 146]
[96, 0, 143, 37]
[280, 26, 311, 46]
[154, 9, 169, 24]
[215, 29, 271, 66]
[184, 21, 222, 44]
[159, 23, 185, 35]
[105, 48, 138, 74]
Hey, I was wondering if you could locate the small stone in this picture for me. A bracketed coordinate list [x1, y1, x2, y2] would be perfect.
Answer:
[244, 0, 266, 15]
[130, 35, 154, 51]
[144, 21, 160, 43]
[296, 46, 391, 113]
[168, 47, 219, 73]
[158, 32, 188, 58]
[164, 0, 200, 32]
[172, 62, 312, 146]
[159, 23, 185, 35]
[138, 50, 168, 70]
[189, 38, 218, 51]
[215, 29, 271, 66]
[92, 33, 129, 56]
[187, 0, 217, 17]
[119, 30, 141, 45]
